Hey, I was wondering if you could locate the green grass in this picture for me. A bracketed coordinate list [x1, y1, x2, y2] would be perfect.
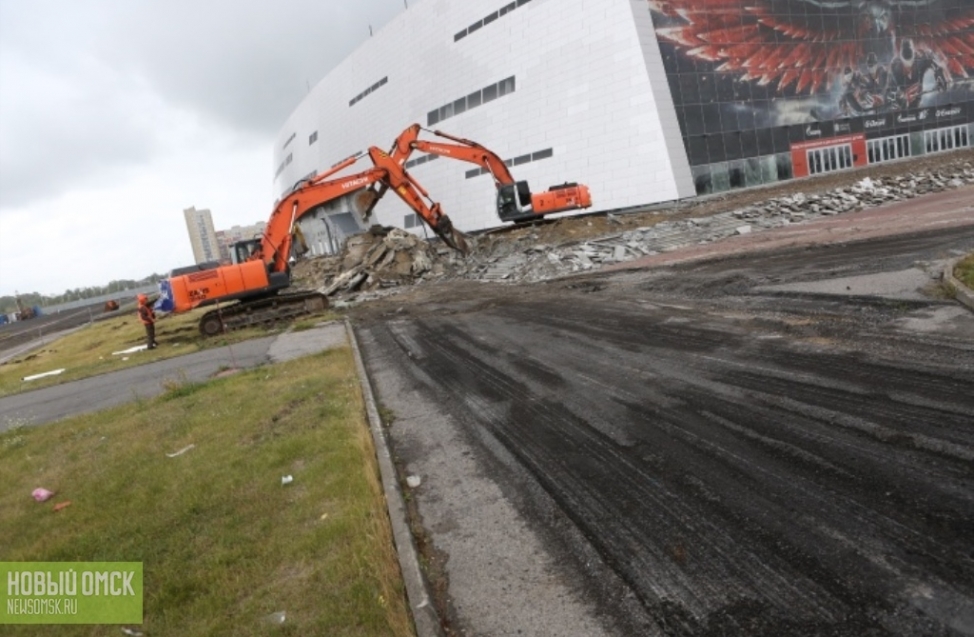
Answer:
[955, 253, 974, 288]
[0, 308, 338, 398]
[0, 347, 414, 636]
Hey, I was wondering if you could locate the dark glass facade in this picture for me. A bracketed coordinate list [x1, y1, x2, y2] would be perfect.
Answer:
[648, 0, 974, 194]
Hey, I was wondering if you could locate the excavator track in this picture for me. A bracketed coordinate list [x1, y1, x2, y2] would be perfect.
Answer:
[198, 290, 328, 337]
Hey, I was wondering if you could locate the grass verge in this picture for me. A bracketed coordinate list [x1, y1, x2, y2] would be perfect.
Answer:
[0, 346, 414, 636]
[954, 253, 974, 289]
[0, 308, 338, 398]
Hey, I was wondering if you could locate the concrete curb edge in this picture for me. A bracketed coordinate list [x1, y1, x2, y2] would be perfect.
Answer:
[345, 319, 444, 637]
[944, 259, 974, 314]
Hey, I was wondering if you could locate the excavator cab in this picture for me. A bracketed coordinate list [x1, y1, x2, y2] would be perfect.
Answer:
[496, 180, 534, 223]
[232, 239, 261, 265]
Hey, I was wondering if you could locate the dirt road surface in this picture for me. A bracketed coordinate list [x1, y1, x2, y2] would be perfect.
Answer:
[353, 199, 974, 636]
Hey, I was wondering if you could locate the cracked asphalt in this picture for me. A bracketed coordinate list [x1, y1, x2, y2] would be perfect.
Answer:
[353, 209, 974, 636]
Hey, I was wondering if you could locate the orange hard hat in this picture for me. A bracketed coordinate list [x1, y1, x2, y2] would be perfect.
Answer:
[137, 294, 147, 303]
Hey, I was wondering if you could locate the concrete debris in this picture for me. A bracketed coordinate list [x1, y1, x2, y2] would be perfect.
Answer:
[310, 161, 974, 300]
[319, 226, 442, 297]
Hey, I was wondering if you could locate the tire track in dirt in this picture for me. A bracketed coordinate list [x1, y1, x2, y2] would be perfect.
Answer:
[360, 226, 974, 636]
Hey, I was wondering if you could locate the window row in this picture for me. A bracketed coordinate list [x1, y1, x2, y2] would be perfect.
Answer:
[684, 128, 794, 166]
[349, 76, 388, 107]
[692, 154, 794, 195]
[807, 144, 853, 175]
[405, 153, 440, 170]
[924, 125, 970, 153]
[274, 153, 293, 179]
[867, 134, 910, 164]
[454, 0, 531, 42]
[465, 148, 553, 179]
[428, 76, 515, 126]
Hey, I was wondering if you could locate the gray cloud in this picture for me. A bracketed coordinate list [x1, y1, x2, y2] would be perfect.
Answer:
[103, 0, 406, 134]
[0, 0, 407, 210]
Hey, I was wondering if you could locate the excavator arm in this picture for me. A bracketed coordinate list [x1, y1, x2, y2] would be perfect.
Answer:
[368, 145, 468, 253]
[387, 124, 592, 223]
[260, 164, 390, 275]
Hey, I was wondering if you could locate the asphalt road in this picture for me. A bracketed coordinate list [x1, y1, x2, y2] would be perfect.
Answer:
[0, 325, 348, 432]
[355, 224, 974, 636]
[0, 337, 276, 432]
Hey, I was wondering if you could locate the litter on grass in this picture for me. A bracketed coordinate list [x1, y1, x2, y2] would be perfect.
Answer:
[281, 475, 294, 486]
[112, 345, 148, 356]
[52, 501, 72, 512]
[263, 611, 286, 625]
[166, 444, 196, 458]
[32, 488, 55, 502]
[22, 369, 65, 382]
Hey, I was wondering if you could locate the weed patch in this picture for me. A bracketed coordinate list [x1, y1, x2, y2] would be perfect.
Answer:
[954, 253, 974, 288]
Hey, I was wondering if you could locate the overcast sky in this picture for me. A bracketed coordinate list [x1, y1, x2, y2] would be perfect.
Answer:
[0, 0, 412, 297]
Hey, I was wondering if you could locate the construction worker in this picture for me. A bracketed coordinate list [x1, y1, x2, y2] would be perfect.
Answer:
[137, 294, 158, 350]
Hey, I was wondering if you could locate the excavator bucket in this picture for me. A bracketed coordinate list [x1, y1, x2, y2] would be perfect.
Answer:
[437, 224, 469, 254]
[432, 212, 469, 254]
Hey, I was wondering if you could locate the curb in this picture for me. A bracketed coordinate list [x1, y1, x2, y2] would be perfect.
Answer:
[943, 259, 974, 314]
[345, 319, 444, 637]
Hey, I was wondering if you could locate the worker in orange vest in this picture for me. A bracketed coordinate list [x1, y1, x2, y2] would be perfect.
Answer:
[137, 294, 158, 350]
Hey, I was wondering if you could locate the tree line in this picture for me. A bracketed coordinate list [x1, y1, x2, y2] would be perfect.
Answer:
[0, 274, 166, 315]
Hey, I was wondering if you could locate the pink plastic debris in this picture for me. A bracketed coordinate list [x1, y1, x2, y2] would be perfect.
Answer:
[32, 488, 55, 502]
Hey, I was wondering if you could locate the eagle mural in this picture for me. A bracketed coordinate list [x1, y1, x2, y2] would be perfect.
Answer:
[648, 0, 974, 122]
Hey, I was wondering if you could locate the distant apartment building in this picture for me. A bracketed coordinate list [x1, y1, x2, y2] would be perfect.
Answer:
[183, 207, 221, 264]
[217, 222, 267, 262]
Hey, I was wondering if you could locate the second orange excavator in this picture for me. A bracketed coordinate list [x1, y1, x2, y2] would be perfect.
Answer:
[385, 123, 592, 223]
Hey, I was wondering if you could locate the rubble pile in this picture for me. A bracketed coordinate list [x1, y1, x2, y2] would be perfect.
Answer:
[319, 226, 446, 296]
[313, 160, 974, 300]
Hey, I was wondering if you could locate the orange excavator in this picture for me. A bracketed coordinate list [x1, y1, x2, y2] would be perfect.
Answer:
[386, 124, 592, 223]
[160, 124, 591, 335]
[162, 145, 467, 335]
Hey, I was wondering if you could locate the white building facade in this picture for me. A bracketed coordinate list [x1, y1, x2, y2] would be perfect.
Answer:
[274, 0, 695, 240]
[274, 0, 974, 240]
